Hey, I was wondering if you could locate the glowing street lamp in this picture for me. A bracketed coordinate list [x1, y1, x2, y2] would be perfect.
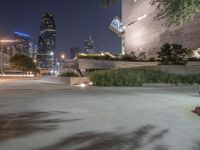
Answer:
[60, 54, 65, 71]
[61, 54, 65, 60]
[0, 39, 19, 74]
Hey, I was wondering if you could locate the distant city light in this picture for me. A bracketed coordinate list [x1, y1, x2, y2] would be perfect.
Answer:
[0, 39, 19, 43]
[0, 74, 34, 77]
[50, 52, 54, 56]
[14, 32, 30, 38]
[61, 54, 65, 59]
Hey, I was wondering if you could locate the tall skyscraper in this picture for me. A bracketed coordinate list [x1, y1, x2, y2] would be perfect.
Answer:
[84, 36, 95, 53]
[14, 32, 32, 57]
[70, 47, 81, 59]
[37, 12, 56, 68]
[0, 44, 13, 73]
[32, 45, 38, 62]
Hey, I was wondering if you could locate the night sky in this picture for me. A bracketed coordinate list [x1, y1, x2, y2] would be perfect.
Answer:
[0, 0, 121, 56]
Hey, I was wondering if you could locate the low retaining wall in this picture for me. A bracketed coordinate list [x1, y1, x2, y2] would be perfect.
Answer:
[78, 59, 200, 75]
[42, 77, 90, 86]
[127, 65, 200, 75]
[187, 61, 200, 66]
[158, 65, 200, 75]
[77, 59, 158, 71]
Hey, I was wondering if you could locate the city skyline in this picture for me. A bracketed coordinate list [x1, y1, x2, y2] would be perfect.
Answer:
[0, 1, 200, 150]
[0, 0, 121, 55]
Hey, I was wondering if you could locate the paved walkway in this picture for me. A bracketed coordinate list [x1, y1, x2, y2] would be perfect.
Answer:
[0, 78, 200, 150]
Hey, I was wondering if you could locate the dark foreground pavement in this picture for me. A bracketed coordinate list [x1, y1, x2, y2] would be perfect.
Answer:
[0, 78, 200, 150]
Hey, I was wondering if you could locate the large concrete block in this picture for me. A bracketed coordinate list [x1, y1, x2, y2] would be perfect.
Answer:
[77, 59, 158, 71]
[42, 77, 90, 86]
[122, 0, 200, 57]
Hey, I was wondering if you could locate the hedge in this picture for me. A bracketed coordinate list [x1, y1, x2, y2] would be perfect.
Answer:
[59, 72, 79, 77]
[89, 69, 200, 86]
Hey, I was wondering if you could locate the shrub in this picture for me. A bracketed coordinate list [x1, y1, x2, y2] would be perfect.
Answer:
[120, 54, 137, 61]
[59, 71, 79, 77]
[138, 52, 147, 61]
[77, 52, 155, 62]
[77, 53, 116, 61]
[89, 69, 200, 87]
[157, 43, 192, 65]
[149, 57, 156, 62]
[10, 54, 37, 73]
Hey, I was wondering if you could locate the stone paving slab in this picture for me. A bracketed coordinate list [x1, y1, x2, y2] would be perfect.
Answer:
[0, 79, 200, 150]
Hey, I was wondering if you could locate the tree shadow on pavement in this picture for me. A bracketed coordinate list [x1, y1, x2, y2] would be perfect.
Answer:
[192, 141, 200, 150]
[35, 125, 170, 150]
[0, 111, 82, 141]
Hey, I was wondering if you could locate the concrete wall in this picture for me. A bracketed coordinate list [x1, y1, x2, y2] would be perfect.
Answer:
[77, 59, 158, 71]
[42, 77, 90, 86]
[42, 77, 70, 85]
[122, 0, 200, 57]
[157, 66, 200, 75]
[187, 61, 200, 66]
[137, 65, 200, 75]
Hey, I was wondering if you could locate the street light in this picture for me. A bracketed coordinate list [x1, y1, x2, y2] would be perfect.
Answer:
[61, 54, 65, 60]
[0, 39, 19, 74]
[60, 54, 65, 71]
[50, 52, 54, 76]
[56, 62, 60, 75]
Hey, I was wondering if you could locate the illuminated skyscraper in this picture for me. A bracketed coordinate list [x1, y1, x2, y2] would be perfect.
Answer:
[37, 12, 56, 68]
[84, 36, 95, 53]
[14, 32, 32, 57]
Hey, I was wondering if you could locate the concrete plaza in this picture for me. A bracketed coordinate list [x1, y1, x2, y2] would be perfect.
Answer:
[0, 78, 200, 150]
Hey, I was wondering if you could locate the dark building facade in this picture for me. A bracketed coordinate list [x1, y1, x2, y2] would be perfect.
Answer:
[122, 0, 200, 57]
[84, 36, 95, 53]
[14, 32, 32, 57]
[0, 44, 13, 73]
[37, 12, 56, 68]
[70, 47, 81, 59]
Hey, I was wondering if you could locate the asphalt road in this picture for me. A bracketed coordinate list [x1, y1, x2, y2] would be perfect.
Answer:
[0, 78, 200, 150]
